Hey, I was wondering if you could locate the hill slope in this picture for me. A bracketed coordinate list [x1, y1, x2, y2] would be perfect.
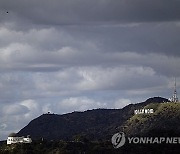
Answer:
[124, 102, 180, 136]
[17, 97, 171, 140]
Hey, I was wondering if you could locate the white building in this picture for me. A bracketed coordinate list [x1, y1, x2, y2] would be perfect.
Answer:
[7, 133, 32, 145]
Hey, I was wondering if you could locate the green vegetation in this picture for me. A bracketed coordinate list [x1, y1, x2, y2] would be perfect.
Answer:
[124, 102, 180, 137]
[0, 140, 122, 154]
[1, 139, 180, 154]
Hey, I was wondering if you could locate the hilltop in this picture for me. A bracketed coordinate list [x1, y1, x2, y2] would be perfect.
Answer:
[17, 97, 170, 141]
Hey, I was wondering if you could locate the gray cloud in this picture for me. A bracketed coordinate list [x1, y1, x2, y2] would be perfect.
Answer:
[1, 0, 180, 25]
[0, 0, 180, 140]
[0, 26, 180, 74]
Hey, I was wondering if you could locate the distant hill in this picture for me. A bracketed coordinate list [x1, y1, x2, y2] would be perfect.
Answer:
[124, 102, 180, 137]
[18, 97, 171, 141]
[1, 97, 179, 154]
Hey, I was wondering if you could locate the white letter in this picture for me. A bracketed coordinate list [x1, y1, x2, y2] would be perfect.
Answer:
[159, 137, 165, 143]
[146, 137, 153, 144]
[134, 110, 137, 115]
[128, 137, 134, 144]
[139, 137, 147, 144]
[166, 137, 173, 144]
[152, 137, 159, 144]
[133, 137, 139, 144]
[178, 138, 180, 143]
[173, 137, 178, 144]
[150, 109, 154, 114]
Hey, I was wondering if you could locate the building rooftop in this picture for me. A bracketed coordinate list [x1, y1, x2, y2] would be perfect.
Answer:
[8, 133, 18, 137]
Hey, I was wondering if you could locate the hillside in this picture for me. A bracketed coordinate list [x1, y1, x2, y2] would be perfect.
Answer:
[124, 102, 180, 137]
[2, 97, 180, 154]
[17, 97, 169, 141]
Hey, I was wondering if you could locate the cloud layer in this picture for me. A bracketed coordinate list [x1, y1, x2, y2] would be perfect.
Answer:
[1, 0, 180, 25]
[0, 0, 180, 140]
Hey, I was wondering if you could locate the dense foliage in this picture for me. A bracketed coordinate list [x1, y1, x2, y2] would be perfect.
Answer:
[125, 102, 180, 136]
[1, 139, 180, 154]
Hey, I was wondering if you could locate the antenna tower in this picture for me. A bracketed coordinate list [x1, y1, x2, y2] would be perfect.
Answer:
[171, 78, 178, 102]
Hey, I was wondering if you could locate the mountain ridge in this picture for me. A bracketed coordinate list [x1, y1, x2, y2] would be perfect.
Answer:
[17, 97, 171, 141]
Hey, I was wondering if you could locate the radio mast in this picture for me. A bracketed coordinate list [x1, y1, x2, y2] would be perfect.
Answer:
[171, 78, 178, 102]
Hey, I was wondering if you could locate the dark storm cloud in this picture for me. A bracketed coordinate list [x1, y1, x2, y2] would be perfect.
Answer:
[0, 25, 179, 76]
[1, 0, 180, 57]
[64, 23, 180, 56]
[1, 0, 180, 25]
[0, 0, 180, 140]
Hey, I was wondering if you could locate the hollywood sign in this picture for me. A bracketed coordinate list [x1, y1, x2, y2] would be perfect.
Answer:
[134, 109, 154, 115]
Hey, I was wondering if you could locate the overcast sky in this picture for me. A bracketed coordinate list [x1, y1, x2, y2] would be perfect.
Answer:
[0, 0, 180, 140]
